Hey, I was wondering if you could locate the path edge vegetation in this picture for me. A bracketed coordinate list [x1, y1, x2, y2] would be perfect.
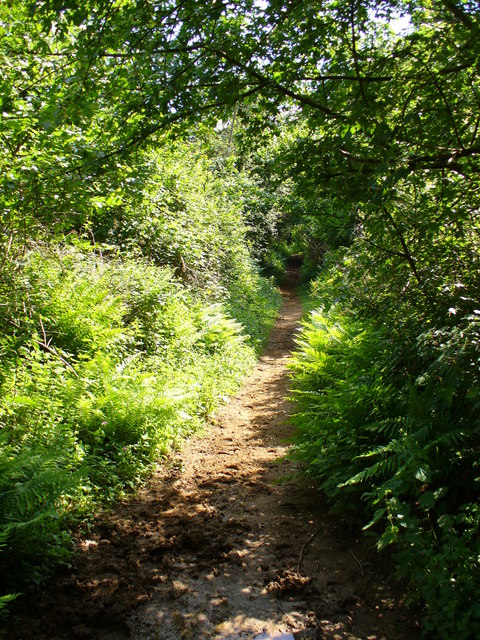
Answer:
[0, 140, 281, 613]
[289, 261, 480, 640]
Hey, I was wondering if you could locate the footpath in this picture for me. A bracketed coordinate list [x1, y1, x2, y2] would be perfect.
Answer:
[10, 270, 417, 640]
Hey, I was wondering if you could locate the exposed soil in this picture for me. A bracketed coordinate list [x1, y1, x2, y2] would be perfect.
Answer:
[7, 269, 419, 640]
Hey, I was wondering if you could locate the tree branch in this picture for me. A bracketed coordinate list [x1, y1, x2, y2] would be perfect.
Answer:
[212, 48, 345, 119]
[440, 0, 479, 32]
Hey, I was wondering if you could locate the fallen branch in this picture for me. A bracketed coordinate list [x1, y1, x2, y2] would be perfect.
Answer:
[297, 526, 322, 574]
[349, 549, 364, 576]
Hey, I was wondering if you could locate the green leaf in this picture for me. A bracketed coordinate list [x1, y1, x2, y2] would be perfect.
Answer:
[419, 491, 435, 510]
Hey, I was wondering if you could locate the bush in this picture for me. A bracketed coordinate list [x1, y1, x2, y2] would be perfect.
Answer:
[0, 244, 278, 601]
[289, 274, 480, 638]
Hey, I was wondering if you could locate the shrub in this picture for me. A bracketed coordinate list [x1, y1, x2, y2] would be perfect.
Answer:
[290, 276, 480, 638]
[0, 243, 278, 601]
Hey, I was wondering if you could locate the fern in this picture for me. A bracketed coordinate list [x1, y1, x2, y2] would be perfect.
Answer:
[0, 438, 79, 593]
[290, 274, 480, 638]
[0, 240, 279, 610]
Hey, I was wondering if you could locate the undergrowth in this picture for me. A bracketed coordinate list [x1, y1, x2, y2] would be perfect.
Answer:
[0, 135, 281, 610]
[290, 273, 480, 639]
[0, 243, 279, 608]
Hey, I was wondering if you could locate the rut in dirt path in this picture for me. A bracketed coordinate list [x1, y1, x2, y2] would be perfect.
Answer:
[9, 270, 417, 640]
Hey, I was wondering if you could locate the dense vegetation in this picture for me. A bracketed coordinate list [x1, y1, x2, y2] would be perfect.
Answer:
[1, 0, 479, 636]
[0, 135, 280, 606]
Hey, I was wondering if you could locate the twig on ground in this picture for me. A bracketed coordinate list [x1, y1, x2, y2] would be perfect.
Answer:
[349, 549, 364, 575]
[298, 526, 322, 574]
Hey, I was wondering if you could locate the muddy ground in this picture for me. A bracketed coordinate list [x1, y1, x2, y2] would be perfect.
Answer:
[7, 271, 419, 640]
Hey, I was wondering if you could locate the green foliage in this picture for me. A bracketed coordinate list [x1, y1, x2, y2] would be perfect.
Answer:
[290, 308, 400, 511]
[0, 437, 75, 593]
[290, 273, 480, 637]
[2, 2, 479, 636]
[98, 142, 281, 348]
[0, 238, 278, 603]
[106, 144, 247, 292]
[0, 85, 281, 604]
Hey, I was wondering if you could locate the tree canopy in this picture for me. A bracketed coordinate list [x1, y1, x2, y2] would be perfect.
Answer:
[2, 0, 479, 286]
[4, 1, 480, 170]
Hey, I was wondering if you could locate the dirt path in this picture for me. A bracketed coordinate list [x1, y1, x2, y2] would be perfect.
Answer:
[10, 272, 417, 640]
